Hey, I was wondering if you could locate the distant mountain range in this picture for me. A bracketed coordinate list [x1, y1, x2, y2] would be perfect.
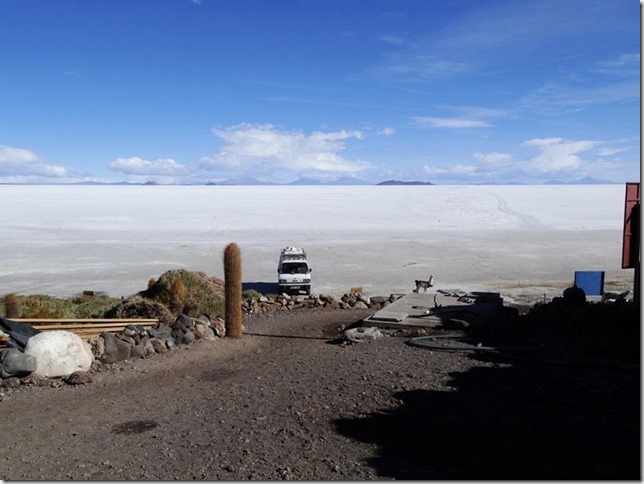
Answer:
[377, 180, 434, 186]
[4, 176, 624, 186]
[541, 176, 619, 185]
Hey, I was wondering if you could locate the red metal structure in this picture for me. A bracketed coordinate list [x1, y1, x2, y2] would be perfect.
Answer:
[622, 182, 640, 304]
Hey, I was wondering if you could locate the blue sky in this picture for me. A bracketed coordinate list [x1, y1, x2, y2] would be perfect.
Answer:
[0, 0, 640, 184]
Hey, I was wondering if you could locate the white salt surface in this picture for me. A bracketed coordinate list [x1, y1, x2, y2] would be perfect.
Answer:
[0, 185, 633, 303]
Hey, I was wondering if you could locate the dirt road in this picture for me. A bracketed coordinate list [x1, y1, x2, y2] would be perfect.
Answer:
[1, 308, 639, 480]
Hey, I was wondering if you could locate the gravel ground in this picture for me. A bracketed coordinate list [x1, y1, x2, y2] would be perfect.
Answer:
[1, 307, 640, 480]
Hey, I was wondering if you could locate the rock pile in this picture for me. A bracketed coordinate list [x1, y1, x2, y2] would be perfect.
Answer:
[243, 292, 396, 314]
[90, 314, 223, 366]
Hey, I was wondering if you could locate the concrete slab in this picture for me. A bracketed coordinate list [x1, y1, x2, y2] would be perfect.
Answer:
[363, 290, 505, 330]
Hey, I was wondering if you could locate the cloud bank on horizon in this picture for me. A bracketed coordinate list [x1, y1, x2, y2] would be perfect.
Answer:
[0, 0, 639, 185]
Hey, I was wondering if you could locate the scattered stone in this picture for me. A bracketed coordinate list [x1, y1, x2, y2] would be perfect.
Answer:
[130, 345, 148, 359]
[343, 326, 384, 343]
[194, 322, 216, 341]
[181, 331, 196, 345]
[136, 336, 156, 356]
[21, 373, 49, 386]
[211, 318, 226, 337]
[115, 333, 136, 346]
[64, 371, 94, 385]
[148, 326, 177, 347]
[1, 377, 21, 388]
[89, 335, 106, 360]
[325, 300, 342, 310]
[100, 332, 132, 364]
[150, 338, 168, 354]
[353, 301, 368, 309]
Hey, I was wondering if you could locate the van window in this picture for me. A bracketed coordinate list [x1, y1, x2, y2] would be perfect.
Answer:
[280, 262, 308, 274]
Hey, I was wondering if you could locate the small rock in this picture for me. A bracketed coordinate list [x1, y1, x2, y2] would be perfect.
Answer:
[21, 373, 49, 386]
[100, 332, 132, 364]
[181, 331, 196, 345]
[64, 371, 94, 385]
[343, 326, 384, 343]
[1, 377, 21, 388]
[324, 300, 341, 310]
[211, 318, 226, 337]
[130, 345, 148, 359]
[150, 338, 168, 354]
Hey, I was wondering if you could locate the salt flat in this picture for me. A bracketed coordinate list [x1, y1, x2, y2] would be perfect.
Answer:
[0, 184, 632, 304]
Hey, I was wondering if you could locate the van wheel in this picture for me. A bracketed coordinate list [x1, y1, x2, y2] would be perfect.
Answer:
[305, 287, 311, 295]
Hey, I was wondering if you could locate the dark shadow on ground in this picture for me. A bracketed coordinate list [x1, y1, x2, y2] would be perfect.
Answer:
[242, 281, 279, 294]
[335, 334, 640, 480]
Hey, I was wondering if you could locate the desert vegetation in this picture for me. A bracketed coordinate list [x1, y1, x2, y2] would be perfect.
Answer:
[1, 292, 120, 319]
[1, 269, 229, 321]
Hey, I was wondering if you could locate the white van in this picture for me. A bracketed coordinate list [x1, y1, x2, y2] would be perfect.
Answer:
[277, 247, 312, 295]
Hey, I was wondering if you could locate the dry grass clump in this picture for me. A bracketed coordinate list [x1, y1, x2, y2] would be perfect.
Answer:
[105, 295, 174, 326]
[138, 269, 225, 319]
[0, 293, 121, 319]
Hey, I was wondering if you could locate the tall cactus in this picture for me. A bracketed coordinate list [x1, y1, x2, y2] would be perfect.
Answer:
[223, 242, 243, 338]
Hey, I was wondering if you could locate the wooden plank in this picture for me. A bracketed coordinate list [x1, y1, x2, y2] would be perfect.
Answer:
[11, 318, 158, 324]
[29, 322, 156, 331]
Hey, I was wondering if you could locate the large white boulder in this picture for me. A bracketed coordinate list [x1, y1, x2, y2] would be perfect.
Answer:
[24, 331, 94, 378]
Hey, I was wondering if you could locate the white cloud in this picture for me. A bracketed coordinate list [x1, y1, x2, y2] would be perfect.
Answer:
[420, 136, 631, 184]
[0, 146, 39, 164]
[0, 145, 68, 177]
[411, 116, 493, 128]
[592, 53, 640, 77]
[379, 34, 404, 46]
[423, 164, 477, 176]
[595, 146, 626, 157]
[474, 152, 514, 165]
[520, 80, 639, 114]
[108, 157, 188, 176]
[377, 127, 396, 136]
[522, 137, 599, 173]
[372, 53, 468, 81]
[201, 123, 370, 175]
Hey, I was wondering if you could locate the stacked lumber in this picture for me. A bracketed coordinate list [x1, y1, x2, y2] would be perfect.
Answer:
[2, 318, 158, 344]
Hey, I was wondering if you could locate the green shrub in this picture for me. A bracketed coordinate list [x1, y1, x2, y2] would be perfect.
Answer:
[242, 289, 263, 302]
